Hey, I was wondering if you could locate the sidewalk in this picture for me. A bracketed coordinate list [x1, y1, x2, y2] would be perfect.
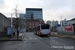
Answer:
[51, 32, 75, 39]
[0, 33, 23, 41]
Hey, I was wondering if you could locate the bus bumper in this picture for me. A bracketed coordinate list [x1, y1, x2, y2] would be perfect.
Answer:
[40, 33, 50, 35]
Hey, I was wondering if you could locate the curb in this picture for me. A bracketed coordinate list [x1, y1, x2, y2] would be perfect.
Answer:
[0, 37, 22, 41]
[0, 33, 23, 41]
[0, 39, 22, 41]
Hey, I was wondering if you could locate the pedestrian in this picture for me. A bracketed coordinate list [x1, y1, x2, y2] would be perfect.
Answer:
[17, 29, 19, 39]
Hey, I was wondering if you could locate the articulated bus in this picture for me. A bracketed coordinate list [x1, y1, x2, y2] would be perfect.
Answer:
[34, 24, 51, 36]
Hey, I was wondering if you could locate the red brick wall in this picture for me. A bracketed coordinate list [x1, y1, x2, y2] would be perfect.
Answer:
[26, 19, 44, 32]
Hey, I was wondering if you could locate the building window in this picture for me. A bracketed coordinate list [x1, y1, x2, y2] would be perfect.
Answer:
[33, 23, 34, 25]
[30, 23, 31, 25]
[33, 26, 34, 28]
[22, 20, 23, 22]
[30, 26, 31, 28]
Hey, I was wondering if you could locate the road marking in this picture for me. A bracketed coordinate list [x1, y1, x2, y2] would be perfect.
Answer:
[24, 38, 27, 40]
[29, 38, 32, 40]
[39, 37, 42, 39]
[23, 37, 43, 40]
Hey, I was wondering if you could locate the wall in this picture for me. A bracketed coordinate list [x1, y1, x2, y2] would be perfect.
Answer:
[68, 20, 75, 25]
[57, 25, 74, 35]
[0, 13, 11, 37]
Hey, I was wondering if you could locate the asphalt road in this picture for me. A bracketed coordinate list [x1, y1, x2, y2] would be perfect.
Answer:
[23, 32, 75, 50]
[0, 32, 75, 50]
[0, 41, 22, 50]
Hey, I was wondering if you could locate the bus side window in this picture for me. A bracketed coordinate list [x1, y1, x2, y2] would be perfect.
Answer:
[38, 26, 40, 31]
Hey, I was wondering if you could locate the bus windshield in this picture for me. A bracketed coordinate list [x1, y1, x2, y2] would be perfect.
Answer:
[41, 24, 50, 29]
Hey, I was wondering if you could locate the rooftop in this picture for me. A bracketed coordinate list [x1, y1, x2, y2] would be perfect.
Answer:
[26, 8, 42, 11]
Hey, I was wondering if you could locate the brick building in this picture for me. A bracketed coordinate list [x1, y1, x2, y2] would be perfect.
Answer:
[26, 19, 44, 32]
[26, 8, 44, 32]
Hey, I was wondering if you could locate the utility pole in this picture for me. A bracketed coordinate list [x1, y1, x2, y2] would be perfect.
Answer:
[11, 13, 13, 37]
[61, 16, 62, 35]
[51, 21, 52, 31]
[11, 14, 13, 28]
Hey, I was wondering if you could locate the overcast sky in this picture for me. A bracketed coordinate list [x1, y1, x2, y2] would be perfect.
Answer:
[0, 0, 75, 22]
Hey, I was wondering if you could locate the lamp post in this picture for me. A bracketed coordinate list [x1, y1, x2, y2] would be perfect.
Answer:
[3, 16, 4, 31]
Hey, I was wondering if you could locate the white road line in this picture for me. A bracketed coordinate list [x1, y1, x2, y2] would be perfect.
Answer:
[29, 38, 32, 40]
[39, 37, 42, 39]
[24, 37, 43, 40]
